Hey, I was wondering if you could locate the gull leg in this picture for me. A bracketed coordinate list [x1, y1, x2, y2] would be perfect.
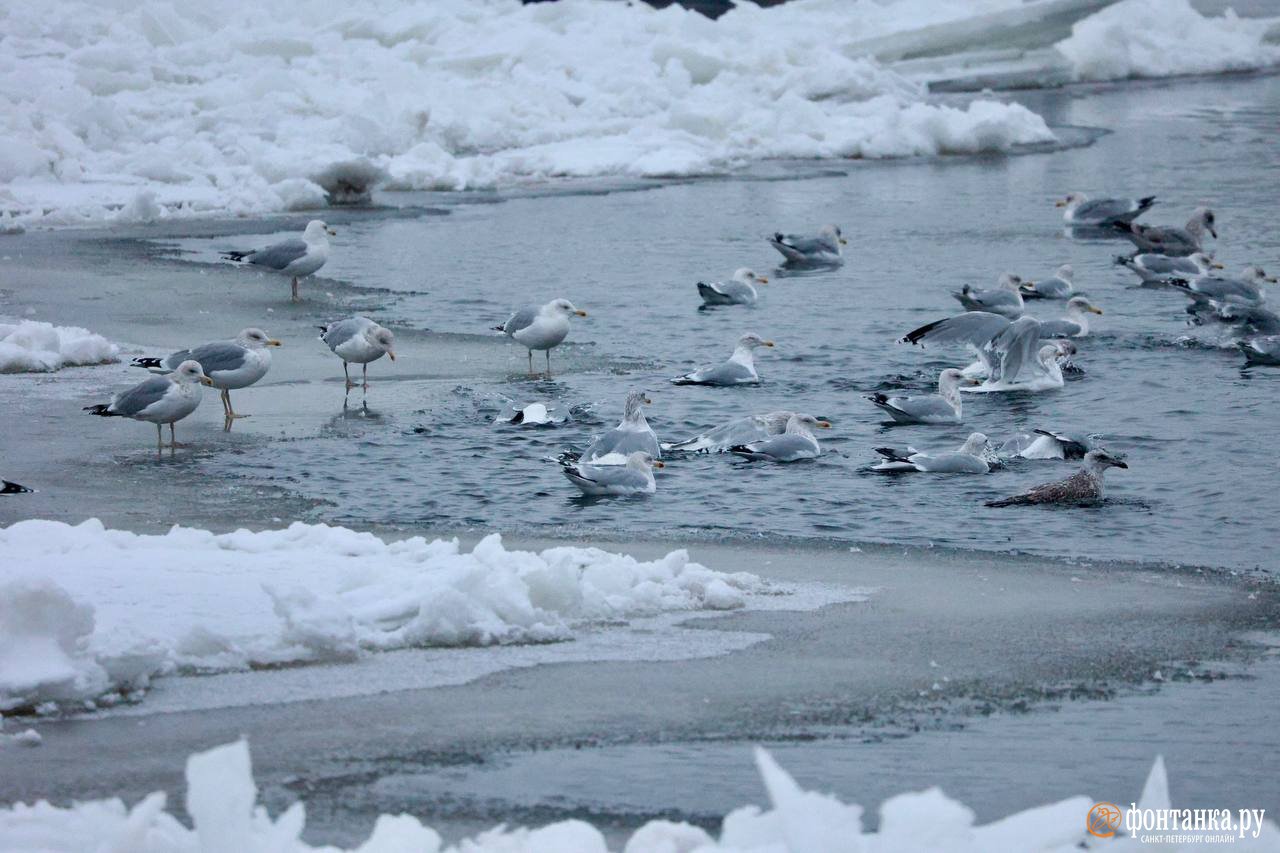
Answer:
[527, 349, 533, 376]
[224, 389, 248, 419]
[291, 276, 299, 302]
[362, 363, 369, 392]
[545, 350, 552, 378]
[343, 362, 356, 391]
[156, 423, 163, 454]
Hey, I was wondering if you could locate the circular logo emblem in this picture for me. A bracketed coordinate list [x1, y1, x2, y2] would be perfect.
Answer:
[1088, 802, 1123, 838]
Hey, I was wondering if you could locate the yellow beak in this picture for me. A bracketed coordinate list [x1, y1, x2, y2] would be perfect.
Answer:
[763, 340, 775, 347]
[200, 376, 215, 386]
[653, 460, 665, 469]
[326, 227, 337, 236]
[1054, 199, 1067, 207]
[1089, 306, 1103, 315]
[267, 339, 283, 347]
[816, 420, 832, 429]
[575, 309, 588, 317]
[757, 276, 769, 284]
[387, 351, 396, 361]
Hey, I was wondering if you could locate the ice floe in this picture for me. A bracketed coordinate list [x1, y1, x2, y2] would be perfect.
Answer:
[0, 320, 119, 373]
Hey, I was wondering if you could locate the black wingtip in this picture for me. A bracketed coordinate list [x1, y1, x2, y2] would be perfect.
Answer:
[491, 324, 506, 332]
[864, 393, 888, 405]
[131, 357, 164, 369]
[221, 251, 249, 262]
[84, 404, 113, 416]
[1138, 195, 1157, 209]
[900, 317, 945, 346]
[1, 480, 32, 495]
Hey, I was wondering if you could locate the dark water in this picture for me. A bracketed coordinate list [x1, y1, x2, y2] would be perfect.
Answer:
[197, 72, 1280, 572]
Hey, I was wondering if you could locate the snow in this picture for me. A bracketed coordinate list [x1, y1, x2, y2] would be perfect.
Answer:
[5, 739, 1276, 852]
[1057, 0, 1280, 81]
[0, 519, 829, 712]
[0, 320, 120, 373]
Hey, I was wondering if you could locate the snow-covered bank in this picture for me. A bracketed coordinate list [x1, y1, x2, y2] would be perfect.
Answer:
[4, 739, 1274, 852]
[0, 520, 853, 712]
[0, 321, 119, 373]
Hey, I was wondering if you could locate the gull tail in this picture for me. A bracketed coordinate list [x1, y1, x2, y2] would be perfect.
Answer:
[984, 494, 1028, 508]
[131, 356, 166, 371]
[1136, 195, 1157, 212]
[873, 446, 913, 463]
[84, 404, 119, 417]
[221, 250, 252, 262]
[1, 479, 32, 495]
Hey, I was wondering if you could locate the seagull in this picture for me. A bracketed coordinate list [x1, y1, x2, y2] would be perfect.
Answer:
[1112, 207, 1216, 256]
[1019, 265, 1075, 300]
[952, 273, 1027, 319]
[768, 225, 845, 265]
[131, 327, 280, 420]
[1037, 297, 1104, 338]
[222, 220, 335, 301]
[986, 449, 1128, 507]
[85, 360, 213, 451]
[729, 414, 830, 462]
[871, 432, 994, 473]
[671, 333, 774, 386]
[562, 451, 663, 496]
[1, 479, 32, 495]
[966, 343, 1070, 393]
[665, 411, 795, 454]
[494, 298, 587, 377]
[495, 401, 569, 425]
[319, 317, 396, 392]
[581, 390, 661, 464]
[1056, 192, 1156, 226]
[1240, 335, 1280, 366]
[865, 368, 978, 424]
[1115, 252, 1221, 286]
[998, 428, 1100, 460]
[698, 269, 768, 306]
[1171, 266, 1276, 309]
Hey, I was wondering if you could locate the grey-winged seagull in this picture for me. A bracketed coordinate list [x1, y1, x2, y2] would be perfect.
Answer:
[582, 390, 661, 464]
[672, 333, 774, 386]
[872, 432, 994, 473]
[768, 225, 844, 265]
[562, 451, 663, 496]
[85, 360, 212, 450]
[698, 269, 768, 306]
[495, 298, 587, 377]
[319, 317, 396, 391]
[729, 413, 830, 462]
[1056, 192, 1155, 226]
[865, 368, 978, 424]
[1112, 207, 1216, 256]
[132, 327, 280, 420]
[223, 220, 335, 301]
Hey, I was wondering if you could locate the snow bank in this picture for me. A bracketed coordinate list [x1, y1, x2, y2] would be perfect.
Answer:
[1057, 0, 1280, 82]
[0, 321, 119, 373]
[0, 519, 774, 711]
[0, 0, 1055, 228]
[6, 740, 1276, 852]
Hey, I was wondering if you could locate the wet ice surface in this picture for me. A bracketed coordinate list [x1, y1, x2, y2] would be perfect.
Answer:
[129, 72, 1280, 573]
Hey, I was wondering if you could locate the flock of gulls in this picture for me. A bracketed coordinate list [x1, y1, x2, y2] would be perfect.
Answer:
[33, 191, 1270, 509]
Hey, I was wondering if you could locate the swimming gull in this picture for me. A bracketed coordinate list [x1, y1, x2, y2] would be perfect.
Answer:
[768, 225, 845, 265]
[582, 390, 661, 464]
[222, 220, 335, 301]
[495, 298, 587, 377]
[729, 414, 830, 462]
[319, 317, 396, 391]
[562, 451, 663, 496]
[1, 479, 32, 495]
[132, 327, 280, 420]
[1112, 207, 1216, 256]
[1240, 335, 1280, 366]
[985, 449, 1128, 507]
[1019, 265, 1075, 300]
[865, 368, 978, 424]
[1171, 266, 1276, 309]
[1115, 252, 1221, 286]
[1036, 297, 1104, 338]
[698, 269, 768, 306]
[1056, 192, 1156, 226]
[953, 273, 1027, 319]
[871, 432, 994, 474]
[998, 428, 1100, 461]
[671, 333, 774, 386]
[495, 401, 569, 425]
[85, 360, 212, 451]
[665, 411, 795, 453]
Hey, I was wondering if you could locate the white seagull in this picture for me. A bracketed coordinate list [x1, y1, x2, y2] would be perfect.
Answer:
[223, 220, 335, 301]
[562, 451, 663, 496]
[729, 413, 831, 462]
[582, 390, 661, 464]
[132, 327, 280, 420]
[85, 360, 213, 451]
[872, 432, 994, 473]
[319, 317, 396, 391]
[865, 368, 979, 424]
[698, 268, 768, 306]
[495, 298, 587, 377]
[671, 333, 774, 386]
[1056, 192, 1155, 226]
[768, 225, 845, 265]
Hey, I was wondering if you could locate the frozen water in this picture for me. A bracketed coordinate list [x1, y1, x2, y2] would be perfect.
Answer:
[0, 321, 119, 374]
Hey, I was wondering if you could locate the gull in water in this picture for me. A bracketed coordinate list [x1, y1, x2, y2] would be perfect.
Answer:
[85, 360, 213, 451]
[998, 428, 1100, 460]
[865, 368, 978, 424]
[495, 298, 587, 377]
[581, 390, 661, 464]
[1112, 207, 1216, 256]
[698, 269, 768, 306]
[671, 333, 774, 386]
[495, 401, 569, 426]
[768, 225, 845, 265]
[222, 220, 335, 301]
[953, 273, 1027, 319]
[132, 327, 280, 421]
[1115, 252, 1221, 286]
[665, 411, 795, 454]
[1240, 335, 1280, 366]
[966, 342, 1071, 393]
[1056, 192, 1155, 226]
[1171, 266, 1276, 309]
[729, 414, 830, 462]
[1037, 297, 1104, 338]
[319, 317, 396, 391]
[986, 449, 1128, 508]
[871, 432, 994, 474]
[2, 479, 32, 495]
[1019, 265, 1074, 300]
[562, 451, 663, 496]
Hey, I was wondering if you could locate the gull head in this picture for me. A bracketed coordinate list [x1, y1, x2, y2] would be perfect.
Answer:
[788, 413, 831, 433]
[623, 389, 652, 417]
[175, 360, 213, 386]
[734, 268, 767, 285]
[1190, 207, 1217, 239]
[1242, 266, 1278, 284]
[1067, 296, 1103, 315]
[1190, 252, 1223, 271]
[738, 333, 775, 350]
[549, 298, 587, 318]
[305, 219, 336, 240]
[1055, 264, 1074, 282]
[940, 367, 980, 391]
[626, 451, 664, 471]
[237, 327, 282, 348]
[819, 224, 847, 246]
[1085, 448, 1128, 471]
[960, 432, 990, 455]
[997, 272, 1026, 291]
[1056, 192, 1085, 208]
[366, 324, 396, 361]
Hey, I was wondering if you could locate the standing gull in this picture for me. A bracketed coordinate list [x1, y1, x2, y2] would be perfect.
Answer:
[671, 333, 774, 386]
[581, 390, 661, 464]
[953, 273, 1027, 319]
[222, 220, 335, 301]
[986, 449, 1128, 507]
[1019, 265, 1075, 300]
[85, 360, 212, 451]
[865, 368, 978, 424]
[768, 225, 845, 265]
[495, 298, 587, 377]
[729, 414, 830, 462]
[1056, 192, 1155, 226]
[1116, 252, 1221, 286]
[665, 411, 795, 454]
[1112, 207, 1216, 256]
[132, 327, 280, 420]
[698, 269, 768, 306]
[319, 317, 396, 392]
[872, 432, 994, 474]
[562, 451, 663, 496]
